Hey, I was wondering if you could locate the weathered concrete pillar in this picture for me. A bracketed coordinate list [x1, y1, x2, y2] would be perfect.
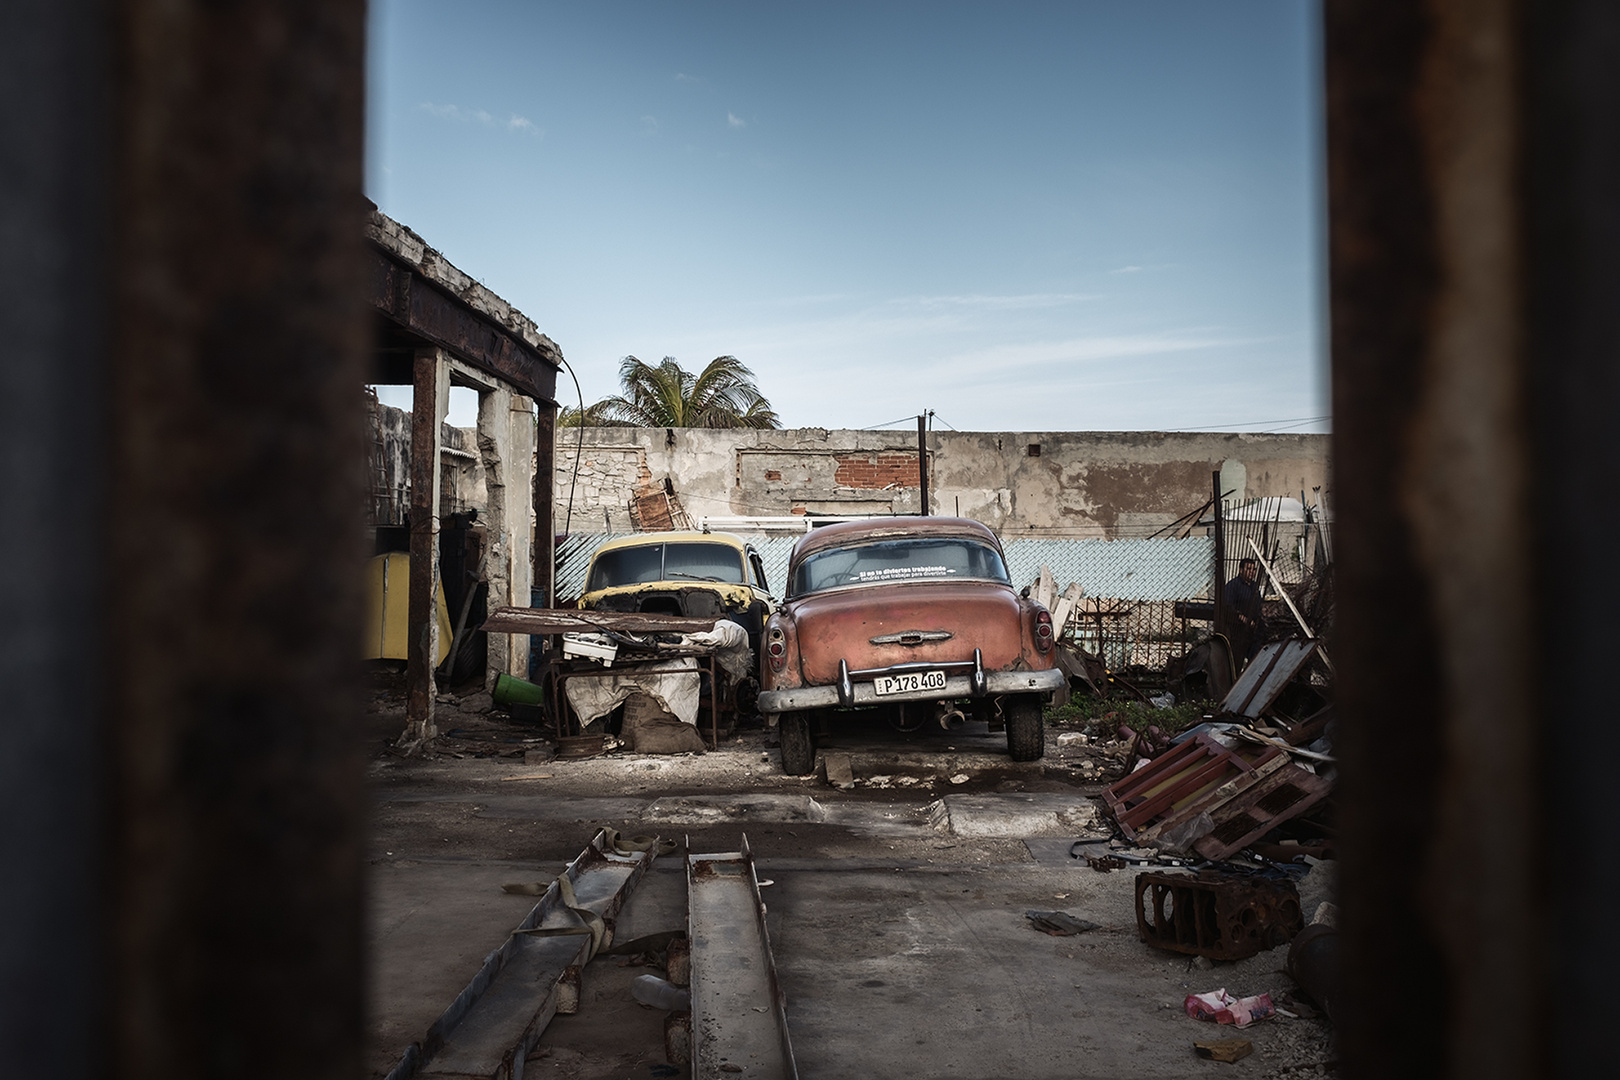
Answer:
[476, 386, 534, 684]
[403, 346, 449, 744]
[508, 393, 535, 674]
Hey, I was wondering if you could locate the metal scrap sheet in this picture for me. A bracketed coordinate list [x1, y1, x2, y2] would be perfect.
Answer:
[1221, 638, 1318, 719]
[687, 836, 798, 1080]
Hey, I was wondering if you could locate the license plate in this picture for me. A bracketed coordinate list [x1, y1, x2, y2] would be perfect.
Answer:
[872, 670, 947, 696]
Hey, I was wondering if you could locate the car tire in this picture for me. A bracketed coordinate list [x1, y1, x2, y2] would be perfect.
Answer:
[1006, 696, 1045, 762]
[779, 712, 816, 775]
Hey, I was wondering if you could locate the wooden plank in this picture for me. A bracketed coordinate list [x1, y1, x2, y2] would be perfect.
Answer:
[1033, 565, 1056, 610]
[1050, 582, 1084, 638]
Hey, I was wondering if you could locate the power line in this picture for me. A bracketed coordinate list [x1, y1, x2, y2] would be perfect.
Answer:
[1163, 415, 1330, 432]
[861, 415, 922, 431]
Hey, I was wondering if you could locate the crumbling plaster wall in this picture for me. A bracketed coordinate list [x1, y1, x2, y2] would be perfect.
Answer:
[553, 427, 1330, 538]
[368, 402, 487, 525]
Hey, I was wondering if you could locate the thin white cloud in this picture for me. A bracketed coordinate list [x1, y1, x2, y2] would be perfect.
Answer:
[929, 332, 1241, 382]
[675, 72, 702, 83]
[893, 293, 1099, 311]
[727, 112, 747, 128]
[418, 103, 538, 137]
[750, 292, 857, 309]
[1109, 265, 1143, 275]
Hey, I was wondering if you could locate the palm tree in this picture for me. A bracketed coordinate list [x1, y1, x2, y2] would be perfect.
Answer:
[563, 355, 781, 429]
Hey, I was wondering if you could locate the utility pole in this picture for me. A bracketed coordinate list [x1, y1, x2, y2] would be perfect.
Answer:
[1212, 470, 1226, 636]
[916, 413, 930, 515]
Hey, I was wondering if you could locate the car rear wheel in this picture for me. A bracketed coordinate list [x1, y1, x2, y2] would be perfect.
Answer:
[779, 711, 816, 775]
[1006, 696, 1045, 762]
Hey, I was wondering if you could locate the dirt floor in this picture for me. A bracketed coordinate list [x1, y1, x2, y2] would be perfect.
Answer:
[364, 688, 1337, 1079]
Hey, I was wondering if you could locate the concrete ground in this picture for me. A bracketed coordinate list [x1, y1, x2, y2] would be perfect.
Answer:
[365, 700, 1336, 1079]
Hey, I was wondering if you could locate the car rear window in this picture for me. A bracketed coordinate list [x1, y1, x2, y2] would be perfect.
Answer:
[586, 542, 747, 592]
[790, 537, 1011, 597]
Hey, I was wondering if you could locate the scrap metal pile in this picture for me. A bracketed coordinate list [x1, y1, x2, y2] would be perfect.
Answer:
[1103, 637, 1334, 869]
[1076, 636, 1337, 985]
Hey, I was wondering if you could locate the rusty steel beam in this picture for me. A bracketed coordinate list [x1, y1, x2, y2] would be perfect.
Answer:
[1521, 5, 1620, 1079]
[534, 402, 557, 608]
[1326, 1, 1620, 1077]
[369, 247, 559, 405]
[95, 2, 371, 1078]
[404, 347, 446, 745]
[481, 607, 725, 637]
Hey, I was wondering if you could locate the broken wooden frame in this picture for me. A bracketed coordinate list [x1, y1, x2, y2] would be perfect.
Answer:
[384, 829, 661, 1080]
[1102, 732, 1332, 861]
[687, 836, 799, 1080]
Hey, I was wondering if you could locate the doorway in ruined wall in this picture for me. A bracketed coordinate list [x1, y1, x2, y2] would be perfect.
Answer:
[444, 368, 536, 690]
[366, 377, 537, 690]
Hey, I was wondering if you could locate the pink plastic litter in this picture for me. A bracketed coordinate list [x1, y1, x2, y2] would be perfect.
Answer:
[1184, 988, 1276, 1028]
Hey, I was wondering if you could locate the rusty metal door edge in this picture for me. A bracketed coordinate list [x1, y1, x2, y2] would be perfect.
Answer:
[687, 835, 800, 1080]
[384, 828, 660, 1080]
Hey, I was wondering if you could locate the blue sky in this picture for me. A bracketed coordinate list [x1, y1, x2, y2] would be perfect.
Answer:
[367, 1, 1325, 433]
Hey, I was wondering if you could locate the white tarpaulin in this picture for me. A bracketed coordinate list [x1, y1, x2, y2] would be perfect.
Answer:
[682, 619, 753, 680]
[565, 657, 700, 726]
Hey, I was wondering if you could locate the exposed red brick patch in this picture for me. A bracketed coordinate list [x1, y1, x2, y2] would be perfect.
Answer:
[834, 452, 920, 489]
[764, 469, 782, 481]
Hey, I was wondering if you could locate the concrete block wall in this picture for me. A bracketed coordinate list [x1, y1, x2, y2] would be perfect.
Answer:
[553, 427, 1330, 539]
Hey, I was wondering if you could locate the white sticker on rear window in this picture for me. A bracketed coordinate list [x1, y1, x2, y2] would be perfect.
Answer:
[854, 565, 956, 582]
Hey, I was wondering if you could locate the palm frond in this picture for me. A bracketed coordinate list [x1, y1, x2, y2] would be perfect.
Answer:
[571, 354, 781, 429]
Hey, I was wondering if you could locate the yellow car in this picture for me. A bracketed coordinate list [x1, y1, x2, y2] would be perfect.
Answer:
[579, 531, 775, 652]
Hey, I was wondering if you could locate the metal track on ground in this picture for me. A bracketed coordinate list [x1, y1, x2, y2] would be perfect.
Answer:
[687, 836, 799, 1080]
[385, 830, 659, 1080]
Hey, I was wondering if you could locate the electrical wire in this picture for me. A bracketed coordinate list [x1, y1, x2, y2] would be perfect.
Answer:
[558, 355, 586, 539]
[861, 414, 921, 430]
[1163, 415, 1330, 432]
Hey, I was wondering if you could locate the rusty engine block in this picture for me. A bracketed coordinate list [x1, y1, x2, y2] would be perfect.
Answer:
[1135, 871, 1304, 960]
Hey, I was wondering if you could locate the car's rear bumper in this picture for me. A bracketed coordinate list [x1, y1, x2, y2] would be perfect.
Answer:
[758, 666, 1065, 714]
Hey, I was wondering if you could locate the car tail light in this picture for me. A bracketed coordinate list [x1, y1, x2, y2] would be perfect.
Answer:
[1034, 609, 1053, 652]
[766, 627, 787, 672]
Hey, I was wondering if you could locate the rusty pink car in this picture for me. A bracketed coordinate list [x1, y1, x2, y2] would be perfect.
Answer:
[758, 517, 1064, 774]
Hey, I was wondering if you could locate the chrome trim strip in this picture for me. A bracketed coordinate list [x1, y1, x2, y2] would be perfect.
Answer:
[868, 629, 954, 646]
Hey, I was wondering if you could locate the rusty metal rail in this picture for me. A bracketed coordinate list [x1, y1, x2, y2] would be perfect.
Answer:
[385, 830, 660, 1080]
[687, 836, 799, 1080]
[481, 606, 723, 636]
